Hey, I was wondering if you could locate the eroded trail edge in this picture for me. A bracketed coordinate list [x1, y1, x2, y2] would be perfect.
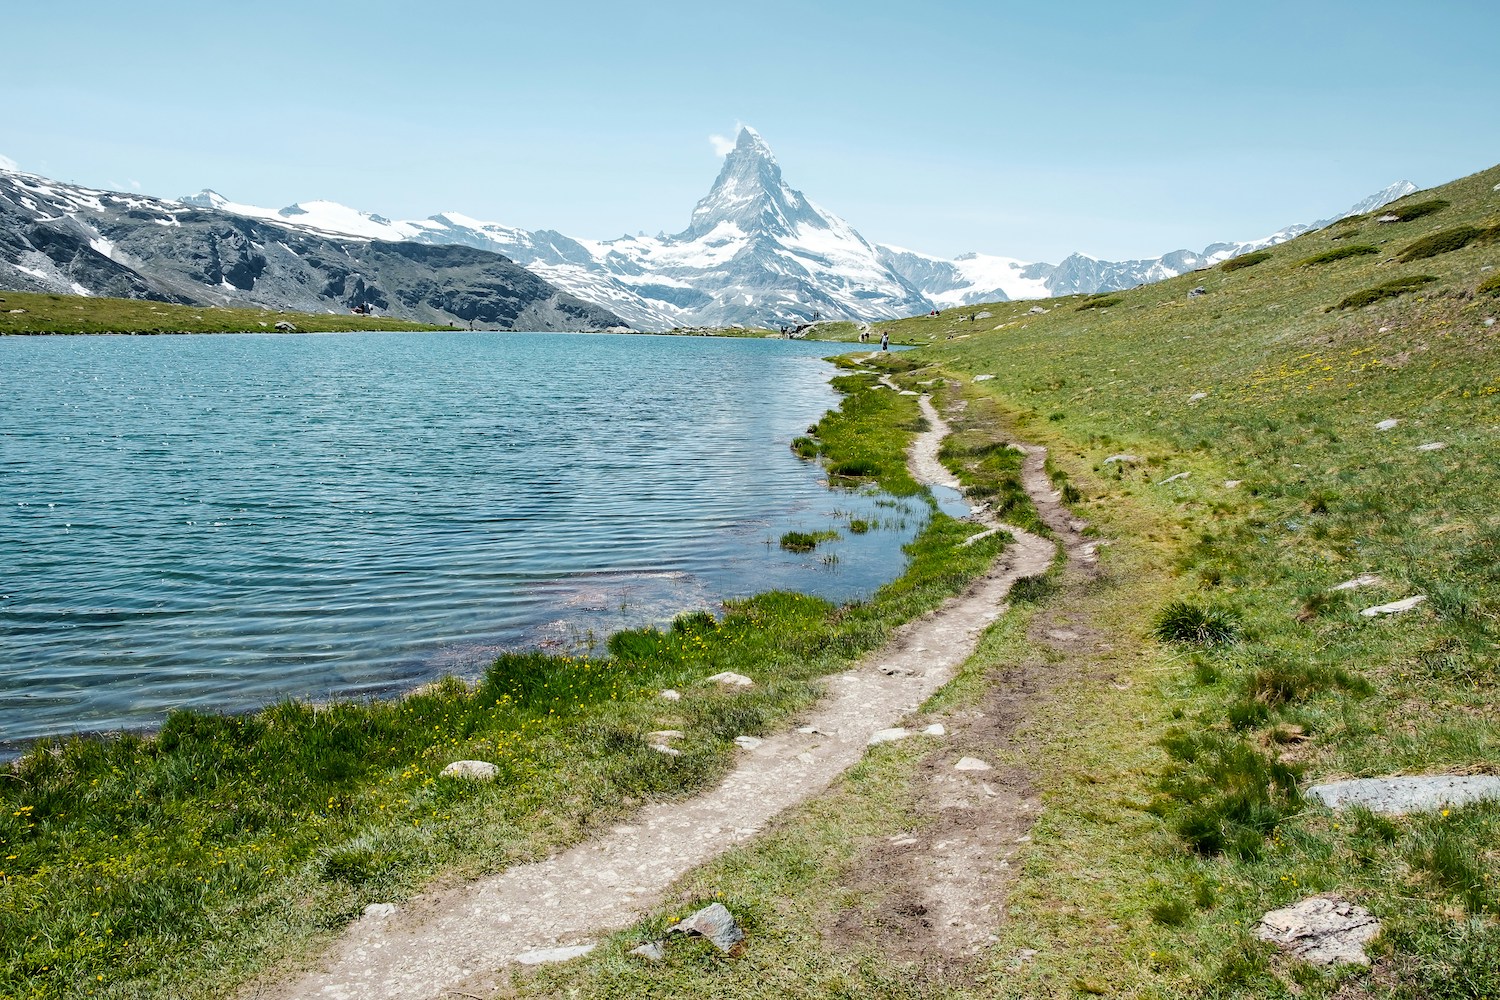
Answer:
[257, 391, 1058, 1000]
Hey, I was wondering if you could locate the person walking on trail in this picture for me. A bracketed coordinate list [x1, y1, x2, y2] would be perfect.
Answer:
[880, 330, 890, 351]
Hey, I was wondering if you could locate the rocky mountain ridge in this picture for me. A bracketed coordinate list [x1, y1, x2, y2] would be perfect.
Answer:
[0, 171, 626, 331]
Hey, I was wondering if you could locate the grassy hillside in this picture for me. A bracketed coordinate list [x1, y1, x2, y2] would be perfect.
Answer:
[498, 165, 1499, 999]
[0, 290, 448, 334]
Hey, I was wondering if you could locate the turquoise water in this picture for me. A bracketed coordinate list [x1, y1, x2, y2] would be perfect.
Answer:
[0, 332, 924, 752]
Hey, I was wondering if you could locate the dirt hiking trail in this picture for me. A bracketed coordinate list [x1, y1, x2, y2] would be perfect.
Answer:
[252, 389, 1062, 1000]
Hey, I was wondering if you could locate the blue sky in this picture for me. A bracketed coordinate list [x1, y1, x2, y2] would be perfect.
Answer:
[3, 0, 1495, 262]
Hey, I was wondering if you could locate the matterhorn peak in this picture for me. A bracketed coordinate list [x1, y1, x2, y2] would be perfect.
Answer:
[683, 126, 826, 240]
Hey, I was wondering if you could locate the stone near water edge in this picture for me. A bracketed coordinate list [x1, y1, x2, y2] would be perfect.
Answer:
[665, 902, 746, 954]
[733, 735, 763, 750]
[973, 374, 995, 382]
[1416, 442, 1446, 452]
[923, 724, 947, 737]
[1360, 595, 1426, 617]
[658, 689, 681, 702]
[955, 757, 993, 772]
[1333, 573, 1385, 591]
[274, 320, 298, 333]
[1375, 418, 1400, 431]
[1157, 472, 1191, 485]
[629, 941, 666, 962]
[868, 727, 911, 746]
[1306, 775, 1500, 815]
[1254, 897, 1379, 966]
[705, 671, 754, 688]
[440, 760, 498, 781]
[514, 943, 596, 966]
[1102, 454, 1139, 465]
[361, 903, 397, 920]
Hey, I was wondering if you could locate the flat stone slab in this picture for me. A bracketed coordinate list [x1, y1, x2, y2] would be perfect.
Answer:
[1102, 453, 1139, 464]
[1333, 574, 1385, 591]
[955, 757, 993, 772]
[1158, 471, 1191, 485]
[1361, 595, 1425, 617]
[868, 727, 910, 746]
[514, 943, 596, 965]
[1307, 776, 1500, 815]
[1255, 897, 1379, 966]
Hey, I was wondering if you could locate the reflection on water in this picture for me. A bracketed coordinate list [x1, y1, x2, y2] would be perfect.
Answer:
[0, 332, 924, 752]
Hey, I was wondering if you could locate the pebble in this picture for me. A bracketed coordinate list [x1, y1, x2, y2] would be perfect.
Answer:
[1375, 418, 1400, 431]
[1102, 453, 1139, 464]
[733, 735, 763, 750]
[923, 724, 947, 736]
[1416, 442, 1446, 452]
[1333, 574, 1385, 591]
[868, 727, 911, 746]
[658, 689, 681, 702]
[1157, 472, 1191, 485]
[362, 903, 397, 919]
[650, 744, 682, 757]
[955, 757, 993, 772]
[705, 671, 754, 688]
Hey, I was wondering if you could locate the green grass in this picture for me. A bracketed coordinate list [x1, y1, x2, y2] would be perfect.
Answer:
[0, 290, 446, 334]
[1380, 198, 1450, 223]
[1397, 224, 1500, 262]
[779, 529, 839, 552]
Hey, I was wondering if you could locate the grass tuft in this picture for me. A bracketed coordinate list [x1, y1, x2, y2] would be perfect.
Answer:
[1151, 600, 1242, 645]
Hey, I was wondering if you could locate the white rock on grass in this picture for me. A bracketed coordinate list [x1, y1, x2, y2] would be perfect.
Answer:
[514, 944, 596, 965]
[1416, 442, 1447, 452]
[955, 757, 994, 772]
[1254, 897, 1379, 966]
[666, 902, 746, 953]
[868, 728, 911, 746]
[923, 724, 946, 736]
[658, 689, 681, 702]
[1102, 454, 1139, 465]
[440, 760, 498, 781]
[973, 374, 996, 382]
[1360, 595, 1426, 617]
[646, 730, 684, 742]
[650, 744, 682, 757]
[629, 941, 666, 962]
[1224, 480, 1242, 488]
[1375, 418, 1400, 431]
[1307, 775, 1500, 815]
[1188, 392, 1208, 402]
[1333, 574, 1385, 591]
[705, 671, 754, 688]
[1158, 472, 1191, 485]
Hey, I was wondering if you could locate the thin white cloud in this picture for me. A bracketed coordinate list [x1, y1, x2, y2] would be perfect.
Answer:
[0, 153, 19, 172]
[709, 134, 735, 157]
[129, 179, 142, 191]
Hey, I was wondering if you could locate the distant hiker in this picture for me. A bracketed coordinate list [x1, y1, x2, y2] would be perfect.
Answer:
[880, 331, 889, 351]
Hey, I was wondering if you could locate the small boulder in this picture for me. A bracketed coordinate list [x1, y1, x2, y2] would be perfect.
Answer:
[1375, 418, 1400, 431]
[1187, 391, 1208, 403]
[1333, 574, 1385, 591]
[973, 374, 996, 382]
[665, 902, 745, 954]
[658, 689, 682, 702]
[1224, 479, 1242, 488]
[1360, 595, 1426, 617]
[650, 744, 682, 757]
[705, 671, 754, 688]
[1416, 442, 1446, 452]
[440, 760, 498, 781]
[1102, 454, 1139, 465]
[1376, 213, 1401, 224]
[868, 728, 911, 746]
[733, 735, 763, 750]
[1254, 897, 1379, 966]
[629, 940, 666, 962]
[274, 320, 298, 333]
[955, 757, 993, 772]
[974, 310, 993, 320]
[923, 724, 946, 737]
[362, 903, 397, 919]
[1157, 471, 1191, 485]
[1027, 305, 1048, 315]
[1188, 286, 1207, 298]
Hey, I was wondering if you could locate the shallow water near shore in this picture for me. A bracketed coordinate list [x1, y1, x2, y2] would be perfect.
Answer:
[0, 332, 922, 753]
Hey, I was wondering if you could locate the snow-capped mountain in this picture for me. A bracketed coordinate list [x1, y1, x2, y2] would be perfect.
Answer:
[880, 180, 1421, 306]
[173, 129, 1416, 328]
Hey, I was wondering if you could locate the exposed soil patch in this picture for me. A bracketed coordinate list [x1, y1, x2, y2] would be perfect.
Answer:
[824, 398, 1107, 978]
